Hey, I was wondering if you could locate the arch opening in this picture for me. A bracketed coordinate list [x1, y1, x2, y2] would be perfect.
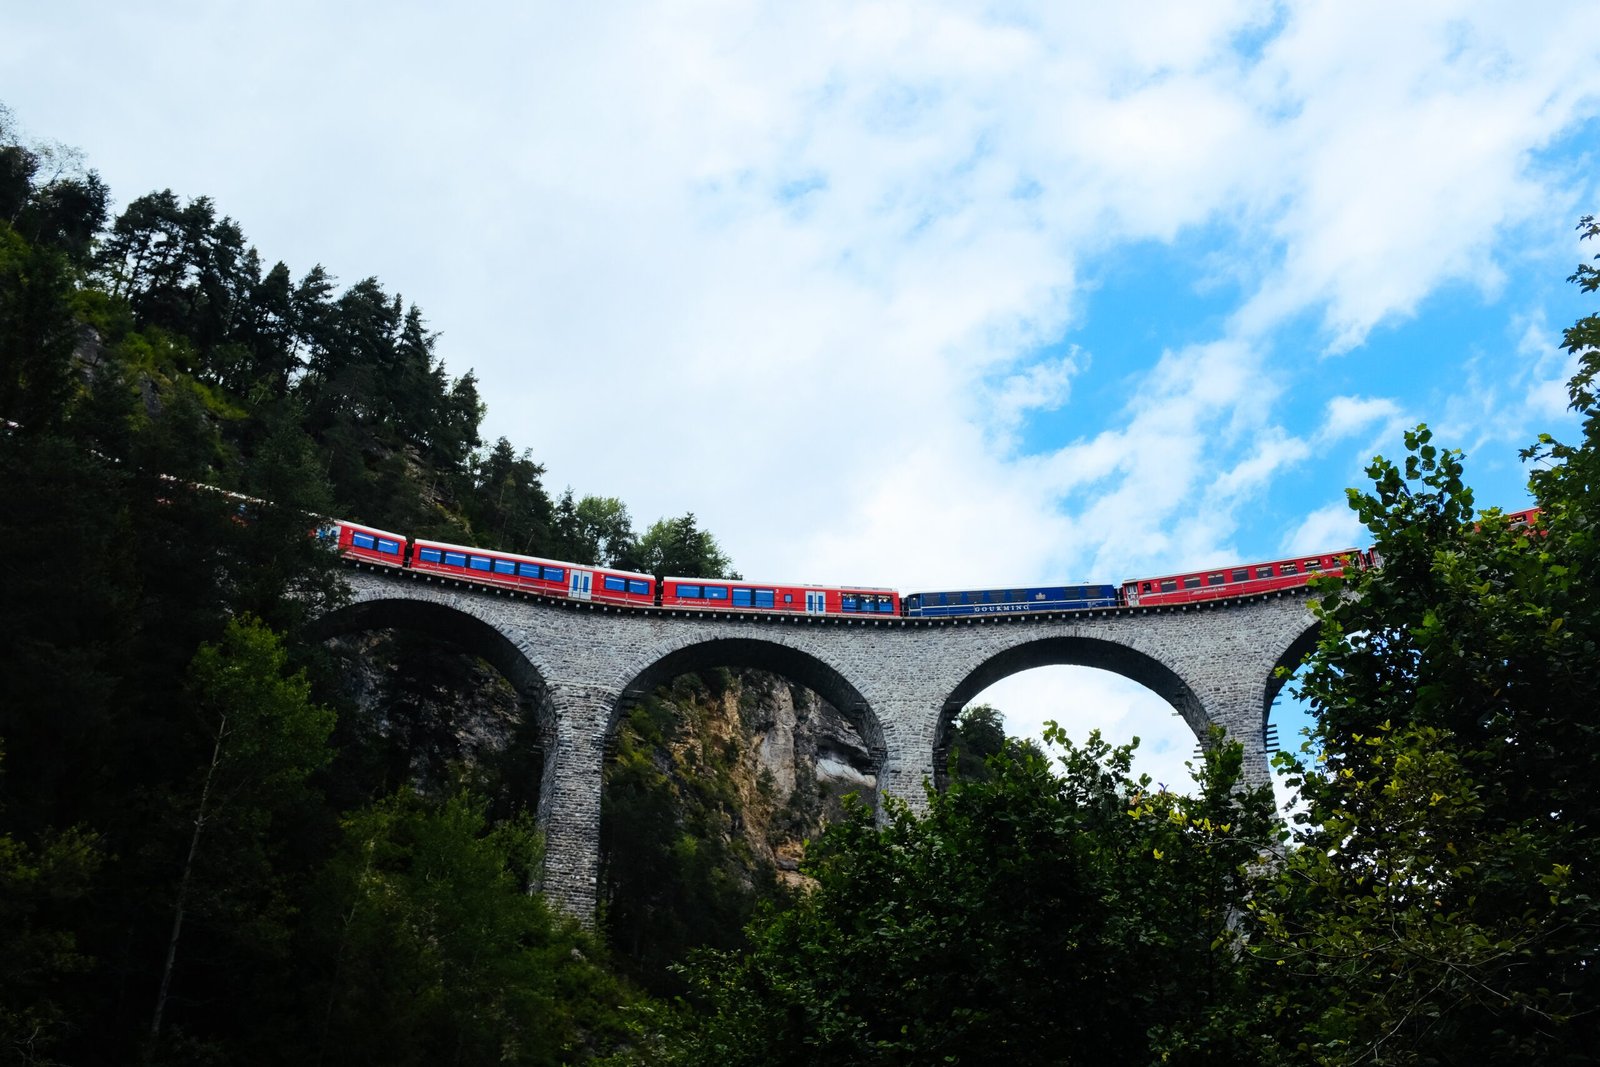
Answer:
[306, 597, 555, 823]
[612, 637, 880, 759]
[956, 666, 1204, 794]
[1265, 618, 1326, 820]
[937, 636, 1207, 793]
[599, 638, 882, 996]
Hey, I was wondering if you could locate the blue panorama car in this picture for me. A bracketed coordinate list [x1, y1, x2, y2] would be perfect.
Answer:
[902, 584, 1120, 617]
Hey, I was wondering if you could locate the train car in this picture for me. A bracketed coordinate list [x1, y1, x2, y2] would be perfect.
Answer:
[1502, 506, 1542, 530]
[331, 520, 408, 568]
[661, 577, 900, 616]
[587, 566, 659, 607]
[410, 539, 655, 606]
[1123, 548, 1362, 607]
[903, 583, 1120, 618]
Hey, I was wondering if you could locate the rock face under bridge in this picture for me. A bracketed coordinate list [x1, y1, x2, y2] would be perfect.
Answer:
[310, 564, 1321, 920]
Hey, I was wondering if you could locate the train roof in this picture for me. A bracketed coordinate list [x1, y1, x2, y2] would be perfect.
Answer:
[412, 539, 655, 581]
[337, 519, 409, 541]
[905, 582, 1118, 596]
[661, 575, 898, 593]
[1124, 547, 1362, 586]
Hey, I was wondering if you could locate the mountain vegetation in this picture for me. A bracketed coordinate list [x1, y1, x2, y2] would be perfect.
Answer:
[3, 107, 1598, 1064]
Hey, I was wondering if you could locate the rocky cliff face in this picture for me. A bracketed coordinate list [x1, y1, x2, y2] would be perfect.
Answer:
[691, 670, 878, 881]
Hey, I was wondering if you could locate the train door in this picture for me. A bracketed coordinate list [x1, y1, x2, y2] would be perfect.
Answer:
[569, 568, 593, 601]
[804, 590, 826, 614]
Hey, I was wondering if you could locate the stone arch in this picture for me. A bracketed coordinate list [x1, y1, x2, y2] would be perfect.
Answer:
[935, 635, 1206, 786]
[612, 636, 884, 767]
[1262, 611, 1324, 731]
[308, 596, 552, 702]
[1264, 614, 1322, 714]
[306, 595, 559, 821]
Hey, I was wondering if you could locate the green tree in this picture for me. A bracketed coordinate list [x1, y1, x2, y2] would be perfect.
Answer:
[0, 744, 102, 1063]
[648, 730, 1278, 1066]
[468, 437, 557, 554]
[0, 221, 79, 430]
[572, 494, 637, 567]
[632, 513, 732, 578]
[946, 703, 1007, 782]
[308, 791, 632, 1065]
[1244, 225, 1600, 1063]
[147, 616, 335, 1048]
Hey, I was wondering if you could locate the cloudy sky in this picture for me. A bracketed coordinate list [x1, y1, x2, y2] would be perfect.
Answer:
[8, 1, 1599, 800]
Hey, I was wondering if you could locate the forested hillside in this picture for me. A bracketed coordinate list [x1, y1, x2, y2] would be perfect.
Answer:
[0, 107, 825, 1063]
[5, 109, 1599, 1065]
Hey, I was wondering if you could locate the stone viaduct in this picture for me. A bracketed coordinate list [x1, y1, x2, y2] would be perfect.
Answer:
[309, 563, 1323, 920]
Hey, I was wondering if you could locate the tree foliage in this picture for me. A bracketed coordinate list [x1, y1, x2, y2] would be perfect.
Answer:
[0, 109, 702, 1061]
[633, 513, 733, 578]
[1238, 225, 1600, 1063]
[646, 730, 1279, 1066]
[306, 791, 633, 1066]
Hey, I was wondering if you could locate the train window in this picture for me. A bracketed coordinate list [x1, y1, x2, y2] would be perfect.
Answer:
[517, 563, 537, 577]
[419, 547, 443, 563]
[352, 532, 376, 550]
[494, 559, 516, 575]
[1161, 579, 1177, 592]
[755, 590, 776, 608]
[841, 595, 857, 611]
[1281, 563, 1298, 575]
[704, 586, 728, 601]
[1207, 573, 1226, 585]
[602, 576, 627, 592]
[1143, 582, 1153, 593]
[469, 556, 492, 572]
[543, 566, 564, 581]
[628, 580, 650, 595]
[377, 538, 401, 555]
[1181, 576, 1200, 589]
[877, 595, 893, 611]
[732, 589, 754, 607]
[1232, 569, 1249, 582]
[444, 552, 467, 567]
[1255, 565, 1274, 578]
[677, 584, 700, 598]
[1304, 559, 1321, 570]
[783, 593, 794, 604]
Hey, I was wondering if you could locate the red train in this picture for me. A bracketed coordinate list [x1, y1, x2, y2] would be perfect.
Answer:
[328, 516, 1385, 619]
[660, 577, 900, 616]
[1121, 549, 1370, 607]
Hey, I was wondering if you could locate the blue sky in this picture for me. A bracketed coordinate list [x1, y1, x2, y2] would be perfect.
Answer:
[7, 1, 1600, 802]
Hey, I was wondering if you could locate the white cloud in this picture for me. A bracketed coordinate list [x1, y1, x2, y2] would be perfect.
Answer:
[1282, 502, 1365, 556]
[1317, 395, 1407, 444]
